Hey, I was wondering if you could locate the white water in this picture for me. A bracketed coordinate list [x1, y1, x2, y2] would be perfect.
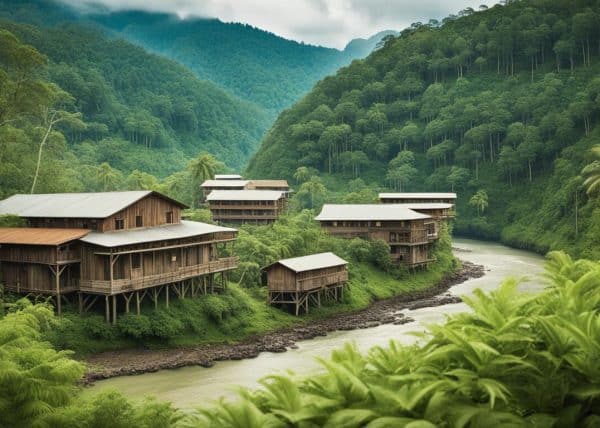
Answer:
[86, 238, 545, 408]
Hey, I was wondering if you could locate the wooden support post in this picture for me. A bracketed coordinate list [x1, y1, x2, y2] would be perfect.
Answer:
[295, 292, 299, 316]
[112, 295, 117, 325]
[136, 291, 140, 315]
[165, 285, 169, 308]
[105, 296, 110, 323]
[123, 293, 133, 314]
[78, 292, 83, 314]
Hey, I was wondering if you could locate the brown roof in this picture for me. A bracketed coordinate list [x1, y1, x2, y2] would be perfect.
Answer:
[0, 228, 90, 246]
[247, 180, 289, 188]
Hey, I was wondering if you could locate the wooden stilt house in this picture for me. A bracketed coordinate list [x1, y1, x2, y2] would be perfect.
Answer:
[0, 191, 239, 322]
[264, 252, 348, 315]
[379, 192, 457, 205]
[207, 190, 287, 224]
[315, 204, 439, 267]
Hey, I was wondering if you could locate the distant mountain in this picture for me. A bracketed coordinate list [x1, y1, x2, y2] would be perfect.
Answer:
[86, 10, 396, 114]
[343, 30, 399, 57]
[0, 1, 270, 183]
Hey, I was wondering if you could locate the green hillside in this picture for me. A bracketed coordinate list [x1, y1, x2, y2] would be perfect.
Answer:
[87, 12, 397, 114]
[0, 16, 270, 197]
[246, 0, 600, 259]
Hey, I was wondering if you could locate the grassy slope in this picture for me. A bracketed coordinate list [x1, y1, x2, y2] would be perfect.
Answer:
[44, 241, 456, 356]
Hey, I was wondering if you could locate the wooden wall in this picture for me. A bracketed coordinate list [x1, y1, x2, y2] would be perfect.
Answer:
[266, 264, 347, 292]
[26, 194, 182, 232]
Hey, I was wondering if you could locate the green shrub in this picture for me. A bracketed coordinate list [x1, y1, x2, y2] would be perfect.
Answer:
[117, 314, 152, 339]
[82, 315, 116, 340]
[149, 310, 185, 339]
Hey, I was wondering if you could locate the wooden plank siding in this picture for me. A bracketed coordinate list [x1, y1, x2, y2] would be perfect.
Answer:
[266, 264, 348, 292]
[25, 194, 182, 232]
[209, 197, 287, 224]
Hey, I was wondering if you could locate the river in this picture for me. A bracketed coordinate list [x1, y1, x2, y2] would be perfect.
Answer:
[86, 238, 545, 408]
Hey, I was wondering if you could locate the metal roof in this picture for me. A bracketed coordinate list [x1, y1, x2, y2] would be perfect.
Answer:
[200, 180, 249, 188]
[214, 174, 243, 180]
[80, 220, 236, 248]
[207, 190, 286, 201]
[265, 252, 347, 273]
[247, 180, 289, 188]
[396, 203, 454, 209]
[0, 228, 90, 246]
[315, 204, 430, 221]
[379, 192, 457, 200]
[0, 191, 187, 219]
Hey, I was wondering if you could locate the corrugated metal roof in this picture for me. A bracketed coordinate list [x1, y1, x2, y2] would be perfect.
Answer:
[247, 180, 289, 188]
[80, 220, 236, 248]
[200, 180, 249, 188]
[0, 191, 187, 219]
[215, 174, 243, 180]
[265, 252, 347, 273]
[315, 204, 430, 221]
[397, 203, 454, 209]
[207, 190, 285, 201]
[379, 192, 457, 200]
[0, 228, 90, 245]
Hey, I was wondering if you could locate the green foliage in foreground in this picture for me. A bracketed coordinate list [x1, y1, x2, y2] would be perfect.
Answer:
[6, 250, 598, 427]
[38, 212, 455, 355]
[190, 251, 600, 427]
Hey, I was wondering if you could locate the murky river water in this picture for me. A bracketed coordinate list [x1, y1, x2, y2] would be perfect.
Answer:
[86, 238, 545, 408]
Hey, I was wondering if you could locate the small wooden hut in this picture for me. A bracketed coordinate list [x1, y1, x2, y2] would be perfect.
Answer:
[264, 252, 348, 315]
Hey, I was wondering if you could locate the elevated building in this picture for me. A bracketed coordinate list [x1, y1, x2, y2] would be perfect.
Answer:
[0, 191, 238, 321]
[393, 203, 455, 220]
[315, 204, 438, 267]
[207, 190, 287, 225]
[379, 192, 457, 205]
[214, 174, 243, 180]
[264, 252, 348, 315]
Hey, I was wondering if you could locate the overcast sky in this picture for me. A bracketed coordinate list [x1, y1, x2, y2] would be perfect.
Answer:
[65, 0, 499, 49]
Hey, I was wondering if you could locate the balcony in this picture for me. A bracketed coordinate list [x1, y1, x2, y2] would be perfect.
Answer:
[79, 257, 239, 294]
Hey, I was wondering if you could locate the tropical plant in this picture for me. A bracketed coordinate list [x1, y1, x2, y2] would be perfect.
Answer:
[469, 189, 489, 216]
[190, 251, 600, 427]
[582, 145, 600, 196]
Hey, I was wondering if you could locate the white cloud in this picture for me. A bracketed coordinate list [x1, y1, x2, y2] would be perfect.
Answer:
[62, 0, 499, 49]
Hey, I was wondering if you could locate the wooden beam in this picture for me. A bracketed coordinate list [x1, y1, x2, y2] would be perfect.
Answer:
[112, 295, 117, 325]
[105, 296, 109, 323]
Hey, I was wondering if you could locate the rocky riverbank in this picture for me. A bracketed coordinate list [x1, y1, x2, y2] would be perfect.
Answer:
[83, 260, 484, 384]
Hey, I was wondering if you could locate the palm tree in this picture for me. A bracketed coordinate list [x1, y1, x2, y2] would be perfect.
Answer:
[469, 189, 489, 216]
[189, 152, 219, 184]
[97, 162, 120, 191]
[189, 153, 221, 207]
[582, 145, 600, 196]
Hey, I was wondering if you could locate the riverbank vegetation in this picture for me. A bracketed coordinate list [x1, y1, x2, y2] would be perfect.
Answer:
[15, 211, 455, 355]
[3, 251, 599, 427]
[246, 0, 600, 260]
[190, 251, 600, 427]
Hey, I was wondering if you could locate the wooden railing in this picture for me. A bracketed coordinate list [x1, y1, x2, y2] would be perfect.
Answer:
[79, 257, 239, 294]
[213, 214, 278, 220]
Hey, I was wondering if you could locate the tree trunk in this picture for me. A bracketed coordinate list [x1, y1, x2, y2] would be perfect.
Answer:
[31, 113, 58, 194]
[528, 160, 532, 182]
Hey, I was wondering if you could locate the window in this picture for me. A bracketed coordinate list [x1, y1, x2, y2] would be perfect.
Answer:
[135, 215, 143, 228]
[115, 218, 125, 230]
[132, 253, 141, 269]
[165, 211, 173, 223]
[91, 220, 98, 230]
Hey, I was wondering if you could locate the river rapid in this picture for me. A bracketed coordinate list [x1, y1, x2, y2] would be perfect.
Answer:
[86, 238, 545, 409]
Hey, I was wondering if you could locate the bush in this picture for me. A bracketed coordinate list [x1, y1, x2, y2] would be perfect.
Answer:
[117, 314, 152, 339]
[82, 315, 115, 340]
[231, 261, 261, 287]
[149, 310, 185, 339]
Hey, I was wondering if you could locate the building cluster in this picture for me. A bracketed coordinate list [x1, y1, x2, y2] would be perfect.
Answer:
[201, 175, 290, 225]
[0, 181, 456, 317]
[0, 191, 238, 322]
